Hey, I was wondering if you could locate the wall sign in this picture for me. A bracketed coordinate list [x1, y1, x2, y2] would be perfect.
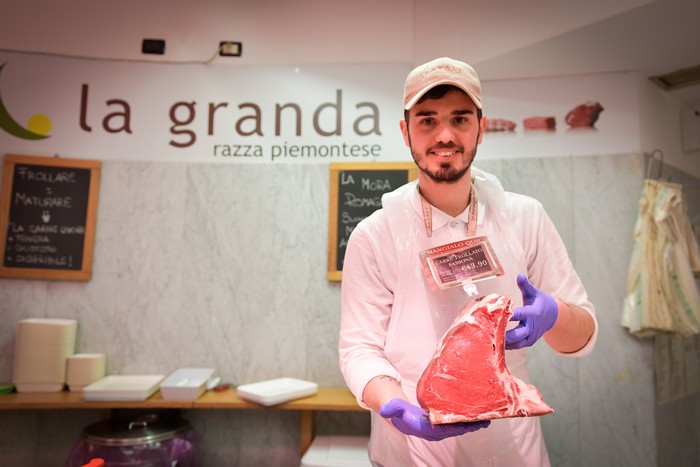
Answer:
[327, 162, 417, 281]
[0, 154, 101, 281]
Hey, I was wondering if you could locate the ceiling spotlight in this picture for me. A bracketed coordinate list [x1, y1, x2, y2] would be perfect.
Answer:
[219, 41, 242, 57]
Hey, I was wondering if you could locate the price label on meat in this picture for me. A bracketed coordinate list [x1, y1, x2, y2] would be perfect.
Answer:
[419, 236, 504, 290]
[4, 164, 91, 270]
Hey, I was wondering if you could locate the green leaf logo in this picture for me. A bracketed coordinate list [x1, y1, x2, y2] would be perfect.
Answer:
[0, 63, 51, 140]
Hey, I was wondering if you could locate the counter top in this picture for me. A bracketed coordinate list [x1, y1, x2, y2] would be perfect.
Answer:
[0, 386, 363, 411]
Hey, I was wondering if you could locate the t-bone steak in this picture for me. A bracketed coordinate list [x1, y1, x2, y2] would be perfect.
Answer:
[416, 293, 553, 424]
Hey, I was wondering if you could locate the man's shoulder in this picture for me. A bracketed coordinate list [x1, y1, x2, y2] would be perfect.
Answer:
[350, 206, 391, 241]
[351, 181, 417, 242]
[504, 190, 544, 212]
[500, 191, 548, 234]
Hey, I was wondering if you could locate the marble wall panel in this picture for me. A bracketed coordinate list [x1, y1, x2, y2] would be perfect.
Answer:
[1, 154, 682, 465]
[185, 409, 301, 467]
[574, 153, 657, 467]
[0, 410, 102, 465]
[179, 163, 342, 386]
[650, 159, 700, 467]
[499, 156, 582, 466]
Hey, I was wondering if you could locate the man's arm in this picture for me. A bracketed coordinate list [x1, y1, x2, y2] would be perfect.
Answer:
[506, 274, 597, 353]
[545, 300, 595, 353]
[362, 375, 408, 413]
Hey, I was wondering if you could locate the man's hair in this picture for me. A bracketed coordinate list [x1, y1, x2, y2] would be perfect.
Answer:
[403, 84, 483, 123]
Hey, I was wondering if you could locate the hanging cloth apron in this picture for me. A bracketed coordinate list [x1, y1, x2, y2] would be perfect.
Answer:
[621, 178, 700, 337]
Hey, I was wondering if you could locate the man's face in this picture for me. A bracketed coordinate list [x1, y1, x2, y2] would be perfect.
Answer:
[400, 89, 486, 184]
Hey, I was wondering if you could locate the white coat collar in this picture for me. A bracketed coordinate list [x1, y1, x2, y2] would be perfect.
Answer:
[406, 180, 486, 234]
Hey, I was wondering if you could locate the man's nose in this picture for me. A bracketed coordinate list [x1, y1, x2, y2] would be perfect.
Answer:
[435, 124, 456, 144]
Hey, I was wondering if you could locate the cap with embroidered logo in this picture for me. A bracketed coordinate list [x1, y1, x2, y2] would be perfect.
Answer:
[403, 57, 482, 110]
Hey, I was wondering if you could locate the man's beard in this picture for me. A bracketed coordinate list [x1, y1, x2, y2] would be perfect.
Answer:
[412, 143, 477, 183]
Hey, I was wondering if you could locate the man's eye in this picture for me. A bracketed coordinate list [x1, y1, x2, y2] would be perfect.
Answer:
[454, 117, 467, 124]
[420, 118, 435, 125]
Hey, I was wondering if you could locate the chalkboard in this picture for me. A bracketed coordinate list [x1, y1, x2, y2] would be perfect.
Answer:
[0, 154, 101, 281]
[327, 162, 417, 281]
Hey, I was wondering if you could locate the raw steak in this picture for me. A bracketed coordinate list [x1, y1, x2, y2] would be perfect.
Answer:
[416, 294, 553, 424]
[523, 116, 556, 130]
[485, 118, 517, 132]
[565, 101, 604, 128]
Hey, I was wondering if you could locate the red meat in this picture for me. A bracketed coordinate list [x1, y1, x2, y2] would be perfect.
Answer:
[565, 101, 604, 128]
[523, 116, 556, 130]
[486, 118, 517, 132]
[416, 294, 553, 424]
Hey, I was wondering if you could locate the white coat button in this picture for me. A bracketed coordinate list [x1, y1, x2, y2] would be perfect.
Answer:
[450, 221, 459, 228]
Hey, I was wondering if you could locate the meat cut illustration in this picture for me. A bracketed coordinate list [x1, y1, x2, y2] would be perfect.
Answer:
[485, 118, 517, 132]
[523, 116, 556, 130]
[565, 101, 604, 128]
[417, 294, 553, 424]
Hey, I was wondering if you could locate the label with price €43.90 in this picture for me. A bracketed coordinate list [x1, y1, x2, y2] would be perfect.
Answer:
[419, 236, 504, 291]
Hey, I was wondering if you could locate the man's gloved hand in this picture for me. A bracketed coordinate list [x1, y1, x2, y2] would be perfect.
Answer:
[505, 274, 559, 349]
[379, 398, 490, 441]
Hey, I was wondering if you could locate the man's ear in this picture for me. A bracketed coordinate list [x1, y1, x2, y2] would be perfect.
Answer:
[477, 116, 488, 144]
[400, 119, 410, 147]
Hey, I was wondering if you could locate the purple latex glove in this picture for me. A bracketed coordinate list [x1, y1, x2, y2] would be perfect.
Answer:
[379, 398, 490, 441]
[505, 274, 559, 349]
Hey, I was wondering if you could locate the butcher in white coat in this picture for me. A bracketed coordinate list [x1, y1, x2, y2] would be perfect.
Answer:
[339, 57, 598, 467]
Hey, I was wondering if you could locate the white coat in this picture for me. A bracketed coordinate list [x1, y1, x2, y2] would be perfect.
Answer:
[339, 168, 598, 466]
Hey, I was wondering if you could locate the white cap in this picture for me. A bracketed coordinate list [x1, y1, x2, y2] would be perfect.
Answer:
[403, 57, 482, 110]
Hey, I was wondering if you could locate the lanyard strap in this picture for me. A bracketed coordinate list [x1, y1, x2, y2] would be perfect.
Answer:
[420, 185, 478, 238]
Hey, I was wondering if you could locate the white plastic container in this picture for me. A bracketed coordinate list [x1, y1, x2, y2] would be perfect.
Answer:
[300, 435, 371, 467]
[83, 375, 165, 401]
[13, 318, 77, 393]
[236, 377, 318, 406]
[66, 353, 107, 392]
[159, 368, 218, 400]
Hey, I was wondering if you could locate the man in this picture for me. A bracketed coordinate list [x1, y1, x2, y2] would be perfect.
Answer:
[339, 57, 598, 466]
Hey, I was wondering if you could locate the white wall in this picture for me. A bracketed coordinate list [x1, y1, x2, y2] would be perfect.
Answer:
[0, 0, 413, 65]
[638, 74, 700, 178]
[3, 1, 696, 177]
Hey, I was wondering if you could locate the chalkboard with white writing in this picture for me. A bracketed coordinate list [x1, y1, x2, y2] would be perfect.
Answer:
[0, 154, 101, 280]
[327, 162, 417, 281]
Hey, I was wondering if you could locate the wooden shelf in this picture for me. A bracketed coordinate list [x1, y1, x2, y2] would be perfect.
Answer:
[0, 389, 191, 409]
[194, 386, 362, 411]
[0, 386, 362, 411]
[0, 386, 364, 456]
